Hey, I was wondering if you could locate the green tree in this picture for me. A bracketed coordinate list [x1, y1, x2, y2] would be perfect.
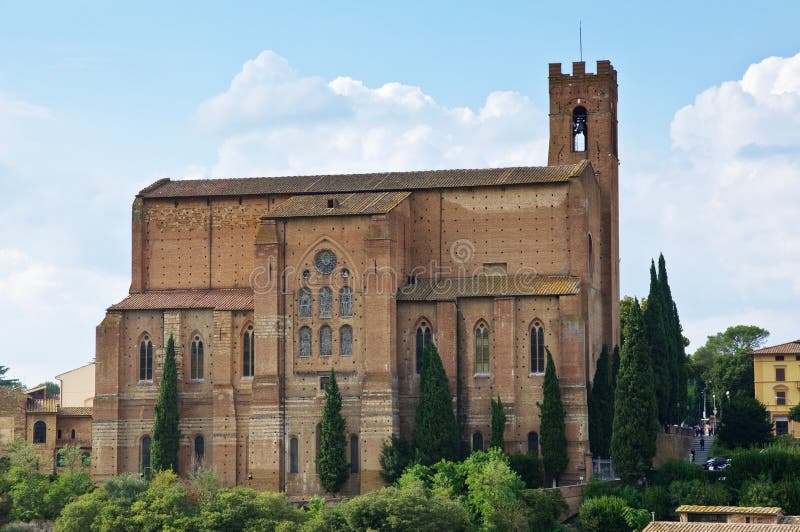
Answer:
[538, 348, 568, 486]
[577, 496, 632, 532]
[413, 343, 459, 465]
[379, 435, 415, 485]
[790, 404, 800, 423]
[658, 254, 688, 423]
[129, 470, 191, 531]
[463, 448, 528, 531]
[317, 369, 349, 494]
[644, 260, 671, 424]
[490, 397, 506, 449]
[611, 299, 659, 484]
[716, 394, 773, 449]
[151, 334, 180, 472]
[691, 325, 769, 399]
[0, 365, 22, 388]
[589, 344, 613, 458]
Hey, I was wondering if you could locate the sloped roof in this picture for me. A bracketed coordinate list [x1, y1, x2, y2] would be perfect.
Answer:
[644, 523, 800, 532]
[268, 191, 410, 218]
[676, 506, 783, 516]
[138, 162, 589, 199]
[109, 289, 253, 311]
[751, 341, 800, 355]
[396, 275, 580, 301]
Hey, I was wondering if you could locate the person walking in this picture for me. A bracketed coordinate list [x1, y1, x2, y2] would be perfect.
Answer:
[700, 437, 705, 450]
[690, 449, 695, 462]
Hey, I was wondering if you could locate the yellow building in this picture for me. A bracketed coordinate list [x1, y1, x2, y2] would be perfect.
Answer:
[752, 340, 800, 437]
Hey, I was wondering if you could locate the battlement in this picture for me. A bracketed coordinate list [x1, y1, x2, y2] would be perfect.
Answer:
[549, 60, 616, 80]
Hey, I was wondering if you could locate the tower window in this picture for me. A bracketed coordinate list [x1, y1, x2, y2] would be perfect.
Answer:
[350, 434, 359, 473]
[531, 322, 545, 373]
[573, 106, 588, 152]
[139, 334, 153, 381]
[190, 335, 204, 380]
[194, 435, 204, 467]
[243, 325, 255, 377]
[415, 321, 433, 374]
[475, 323, 490, 374]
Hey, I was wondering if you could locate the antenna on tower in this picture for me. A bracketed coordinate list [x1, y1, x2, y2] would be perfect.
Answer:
[579, 20, 583, 62]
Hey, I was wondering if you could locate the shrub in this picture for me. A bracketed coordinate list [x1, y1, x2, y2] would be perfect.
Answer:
[463, 449, 527, 530]
[129, 470, 191, 531]
[578, 496, 630, 532]
[55, 489, 109, 532]
[726, 447, 800, 490]
[196, 486, 304, 532]
[739, 479, 784, 508]
[379, 435, 415, 484]
[667, 479, 731, 507]
[652, 459, 704, 486]
[522, 489, 568, 532]
[508, 452, 542, 489]
[44, 469, 93, 519]
[583, 479, 642, 509]
[643, 485, 673, 521]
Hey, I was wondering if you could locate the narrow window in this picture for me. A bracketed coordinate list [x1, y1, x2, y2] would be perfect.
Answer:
[139, 334, 153, 381]
[339, 286, 353, 317]
[776, 368, 786, 382]
[33, 421, 46, 443]
[141, 436, 151, 474]
[777, 391, 787, 406]
[475, 323, 490, 374]
[243, 325, 255, 377]
[298, 287, 312, 318]
[290, 437, 299, 474]
[191, 335, 204, 380]
[319, 326, 332, 357]
[71, 429, 76, 440]
[528, 431, 539, 455]
[350, 434, 359, 473]
[315, 423, 322, 473]
[573, 106, 588, 152]
[531, 323, 545, 373]
[588, 234, 594, 277]
[194, 435, 204, 466]
[416, 321, 432, 374]
[340, 325, 353, 356]
[299, 326, 312, 357]
[57, 429, 62, 440]
[319, 287, 333, 318]
[472, 431, 484, 452]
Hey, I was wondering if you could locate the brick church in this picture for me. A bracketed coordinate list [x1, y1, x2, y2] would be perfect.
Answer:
[93, 60, 620, 496]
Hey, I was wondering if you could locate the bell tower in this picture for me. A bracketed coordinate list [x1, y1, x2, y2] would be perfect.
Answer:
[548, 60, 620, 347]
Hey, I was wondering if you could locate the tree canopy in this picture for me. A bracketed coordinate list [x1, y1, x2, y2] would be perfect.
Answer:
[0, 365, 23, 389]
[588, 345, 614, 458]
[413, 343, 459, 465]
[318, 368, 349, 494]
[151, 334, 180, 472]
[539, 348, 568, 486]
[716, 394, 773, 449]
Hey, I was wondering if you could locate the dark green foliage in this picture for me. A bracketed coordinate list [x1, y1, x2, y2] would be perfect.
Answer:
[716, 394, 773, 449]
[651, 459, 705, 486]
[380, 435, 414, 485]
[508, 452, 542, 489]
[462, 448, 528, 530]
[643, 485, 673, 521]
[739, 479, 800, 515]
[196, 486, 303, 531]
[129, 470, 191, 531]
[151, 334, 180, 473]
[44, 447, 92, 519]
[644, 260, 671, 424]
[583, 479, 642, 509]
[0, 366, 22, 389]
[725, 446, 800, 490]
[611, 299, 659, 484]
[658, 255, 688, 423]
[667, 479, 732, 506]
[413, 343, 459, 465]
[577, 496, 631, 532]
[692, 325, 768, 401]
[791, 404, 800, 423]
[317, 369, 349, 494]
[588, 344, 613, 458]
[490, 396, 506, 449]
[521, 489, 568, 532]
[44, 381, 61, 395]
[538, 348, 568, 486]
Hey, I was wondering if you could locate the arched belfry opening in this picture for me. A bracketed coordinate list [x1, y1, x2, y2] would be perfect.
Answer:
[572, 106, 588, 152]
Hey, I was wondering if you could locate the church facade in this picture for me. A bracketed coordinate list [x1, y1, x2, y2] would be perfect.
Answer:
[93, 60, 620, 496]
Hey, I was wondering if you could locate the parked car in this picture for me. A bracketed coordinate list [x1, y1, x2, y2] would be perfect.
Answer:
[704, 456, 730, 470]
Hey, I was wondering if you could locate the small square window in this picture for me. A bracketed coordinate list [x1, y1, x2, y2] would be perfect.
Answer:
[776, 355, 785, 361]
[795, 355, 800, 361]
[777, 391, 787, 406]
[320, 376, 330, 390]
[776, 368, 786, 382]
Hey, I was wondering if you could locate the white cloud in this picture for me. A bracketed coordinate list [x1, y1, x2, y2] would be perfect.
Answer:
[194, 50, 548, 177]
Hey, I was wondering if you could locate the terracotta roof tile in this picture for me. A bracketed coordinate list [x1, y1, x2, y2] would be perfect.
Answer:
[751, 341, 800, 355]
[644, 523, 800, 532]
[58, 407, 92, 417]
[676, 506, 784, 516]
[396, 275, 580, 301]
[268, 191, 410, 218]
[109, 289, 253, 311]
[139, 162, 588, 198]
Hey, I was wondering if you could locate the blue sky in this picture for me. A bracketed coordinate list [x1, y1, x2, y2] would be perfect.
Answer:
[2, 1, 800, 386]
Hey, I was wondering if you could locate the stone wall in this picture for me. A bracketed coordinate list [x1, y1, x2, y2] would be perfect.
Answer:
[654, 426, 694, 467]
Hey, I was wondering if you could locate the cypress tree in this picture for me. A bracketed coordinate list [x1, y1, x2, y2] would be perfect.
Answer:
[318, 369, 349, 493]
[538, 348, 568, 486]
[413, 343, 459, 465]
[151, 334, 180, 472]
[588, 345, 613, 458]
[658, 254, 688, 424]
[611, 300, 659, 484]
[644, 260, 671, 425]
[490, 396, 506, 449]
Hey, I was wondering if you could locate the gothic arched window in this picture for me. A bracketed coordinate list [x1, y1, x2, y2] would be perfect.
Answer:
[472, 431, 484, 452]
[475, 323, 490, 374]
[319, 287, 333, 318]
[527, 431, 539, 455]
[350, 434, 359, 473]
[139, 334, 153, 381]
[298, 287, 312, 318]
[299, 326, 312, 357]
[415, 321, 433, 374]
[573, 106, 588, 152]
[319, 326, 332, 357]
[339, 286, 353, 317]
[243, 324, 255, 377]
[531, 322, 545, 374]
[141, 435, 151, 474]
[194, 435, 204, 467]
[289, 437, 299, 474]
[71, 429, 76, 439]
[340, 325, 353, 356]
[33, 421, 46, 444]
[190, 335, 204, 380]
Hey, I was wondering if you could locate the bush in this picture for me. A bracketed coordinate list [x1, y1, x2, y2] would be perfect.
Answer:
[521, 489, 568, 532]
[667, 479, 731, 507]
[725, 447, 800, 490]
[44, 469, 93, 518]
[129, 470, 192, 531]
[508, 452, 542, 489]
[379, 435, 417, 485]
[463, 449, 527, 530]
[652, 459, 704, 486]
[583, 479, 642, 509]
[577, 496, 630, 532]
[643, 485, 673, 521]
[196, 486, 304, 531]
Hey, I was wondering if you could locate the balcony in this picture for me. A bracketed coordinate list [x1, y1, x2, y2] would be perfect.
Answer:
[26, 398, 59, 413]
